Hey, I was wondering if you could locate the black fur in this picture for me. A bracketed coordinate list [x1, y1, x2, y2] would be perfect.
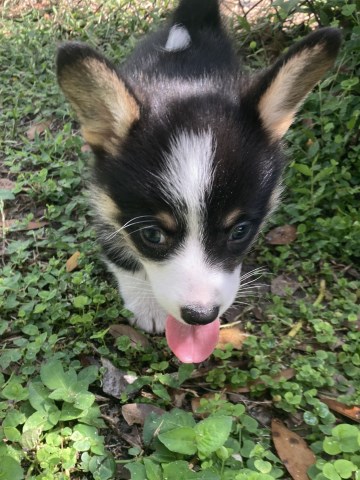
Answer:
[57, 0, 341, 273]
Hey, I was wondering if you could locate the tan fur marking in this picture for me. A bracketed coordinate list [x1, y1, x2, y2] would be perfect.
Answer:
[259, 44, 334, 141]
[59, 58, 140, 155]
[91, 189, 121, 227]
[155, 212, 177, 231]
[90, 189, 149, 259]
[91, 189, 142, 257]
[268, 185, 283, 215]
[223, 208, 243, 229]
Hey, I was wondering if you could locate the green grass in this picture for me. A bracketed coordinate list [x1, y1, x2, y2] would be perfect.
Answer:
[0, 1, 359, 479]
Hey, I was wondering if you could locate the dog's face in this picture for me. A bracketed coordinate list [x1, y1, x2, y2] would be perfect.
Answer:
[57, 27, 340, 330]
[90, 96, 284, 325]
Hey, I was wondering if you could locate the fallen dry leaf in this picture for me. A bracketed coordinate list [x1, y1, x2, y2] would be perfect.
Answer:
[172, 389, 186, 408]
[0, 179, 16, 191]
[66, 251, 81, 273]
[121, 403, 165, 426]
[101, 358, 138, 399]
[109, 324, 150, 349]
[265, 225, 297, 245]
[0, 219, 48, 231]
[272, 419, 316, 480]
[217, 326, 248, 350]
[26, 221, 47, 230]
[271, 275, 301, 297]
[271, 368, 296, 383]
[320, 396, 360, 423]
[0, 220, 17, 231]
[26, 121, 50, 140]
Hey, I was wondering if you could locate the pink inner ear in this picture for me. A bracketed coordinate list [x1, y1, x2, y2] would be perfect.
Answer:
[165, 315, 220, 363]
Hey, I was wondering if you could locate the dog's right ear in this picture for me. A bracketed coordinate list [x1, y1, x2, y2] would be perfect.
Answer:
[56, 43, 140, 155]
[250, 28, 341, 142]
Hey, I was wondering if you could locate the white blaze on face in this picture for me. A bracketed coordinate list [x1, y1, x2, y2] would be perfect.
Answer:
[160, 129, 214, 234]
[142, 130, 241, 321]
[164, 25, 191, 52]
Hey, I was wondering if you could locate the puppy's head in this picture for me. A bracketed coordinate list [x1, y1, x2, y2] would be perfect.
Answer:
[57, 29, 340, 329]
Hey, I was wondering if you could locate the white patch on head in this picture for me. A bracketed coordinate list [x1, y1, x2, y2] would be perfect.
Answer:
[159, 129, 215, 233]
[164, 25, 191, 52]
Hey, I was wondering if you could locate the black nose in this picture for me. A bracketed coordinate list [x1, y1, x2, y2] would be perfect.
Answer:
[181, 305, 220, 325]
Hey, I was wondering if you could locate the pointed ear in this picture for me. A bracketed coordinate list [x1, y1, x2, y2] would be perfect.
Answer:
[56, 42, 140, 155]
[253, 28, 341, 141]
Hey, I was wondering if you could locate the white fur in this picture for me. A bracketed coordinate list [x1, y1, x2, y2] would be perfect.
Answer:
[142, 239, 241, 323]
[165, 25, 191, 52]
[105, 261, 167, 333]
[159, 129, 215, 233]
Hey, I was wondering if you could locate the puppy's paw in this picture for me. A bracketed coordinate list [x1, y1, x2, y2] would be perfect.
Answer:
[106, 262, 167, 334]
[127, 301, 167, 334]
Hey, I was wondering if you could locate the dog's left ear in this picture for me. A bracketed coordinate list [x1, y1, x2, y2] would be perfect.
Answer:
[56, 42, 140, 155]
[252, 28, 341, 141]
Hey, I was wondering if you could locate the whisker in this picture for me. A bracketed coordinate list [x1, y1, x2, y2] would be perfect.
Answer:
[123, 225, 157, 238]
[239, 277, 265, 289]
[237, 283, 268, 292]
[106, 219, 155, 241]
[118, 279, 150, 287]
[231, 301, 252, 307]
[236, 290, 261, 297]
[240, 266, 267, 280]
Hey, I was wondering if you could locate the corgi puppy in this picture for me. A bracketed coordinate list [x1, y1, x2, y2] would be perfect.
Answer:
[57, 0, 340, 362]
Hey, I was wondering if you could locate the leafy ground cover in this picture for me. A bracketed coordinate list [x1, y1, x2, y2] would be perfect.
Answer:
[0, 0, 359, 479]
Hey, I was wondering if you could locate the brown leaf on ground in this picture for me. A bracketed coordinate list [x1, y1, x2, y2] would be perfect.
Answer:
[109, 324, 150, 349]
[0, 219, 48, 231]
[101, 357, 138, 399]
[265, 225, 297, 245]
[116, 465, 131, 480]
[26, 121, 50, 140]
[271, 275, 301, 297]
[230, 368, 296, 393]
[121, 403, 165, 426]
[217, 326, 248, 350]
[271, 368, 296, 382]
[272, 418, 316, 480]
[172, 389, 186, 408]
[0, 179, 16, 191]
[66, 251, 81, 273]
[320, 397, 360, 423]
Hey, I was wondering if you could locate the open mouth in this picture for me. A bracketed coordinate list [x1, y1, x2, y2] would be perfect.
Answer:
[165, 315, 220, 363]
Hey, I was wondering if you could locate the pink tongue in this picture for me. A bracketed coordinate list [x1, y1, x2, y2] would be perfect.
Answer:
[165, 315, 220, 363]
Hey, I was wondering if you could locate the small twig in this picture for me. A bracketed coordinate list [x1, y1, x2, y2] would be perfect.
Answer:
[220, 320, 243, 329]
[288, 320, 303, 338]
[313, 279, 326, 307]
[0, 200, 6, 264]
